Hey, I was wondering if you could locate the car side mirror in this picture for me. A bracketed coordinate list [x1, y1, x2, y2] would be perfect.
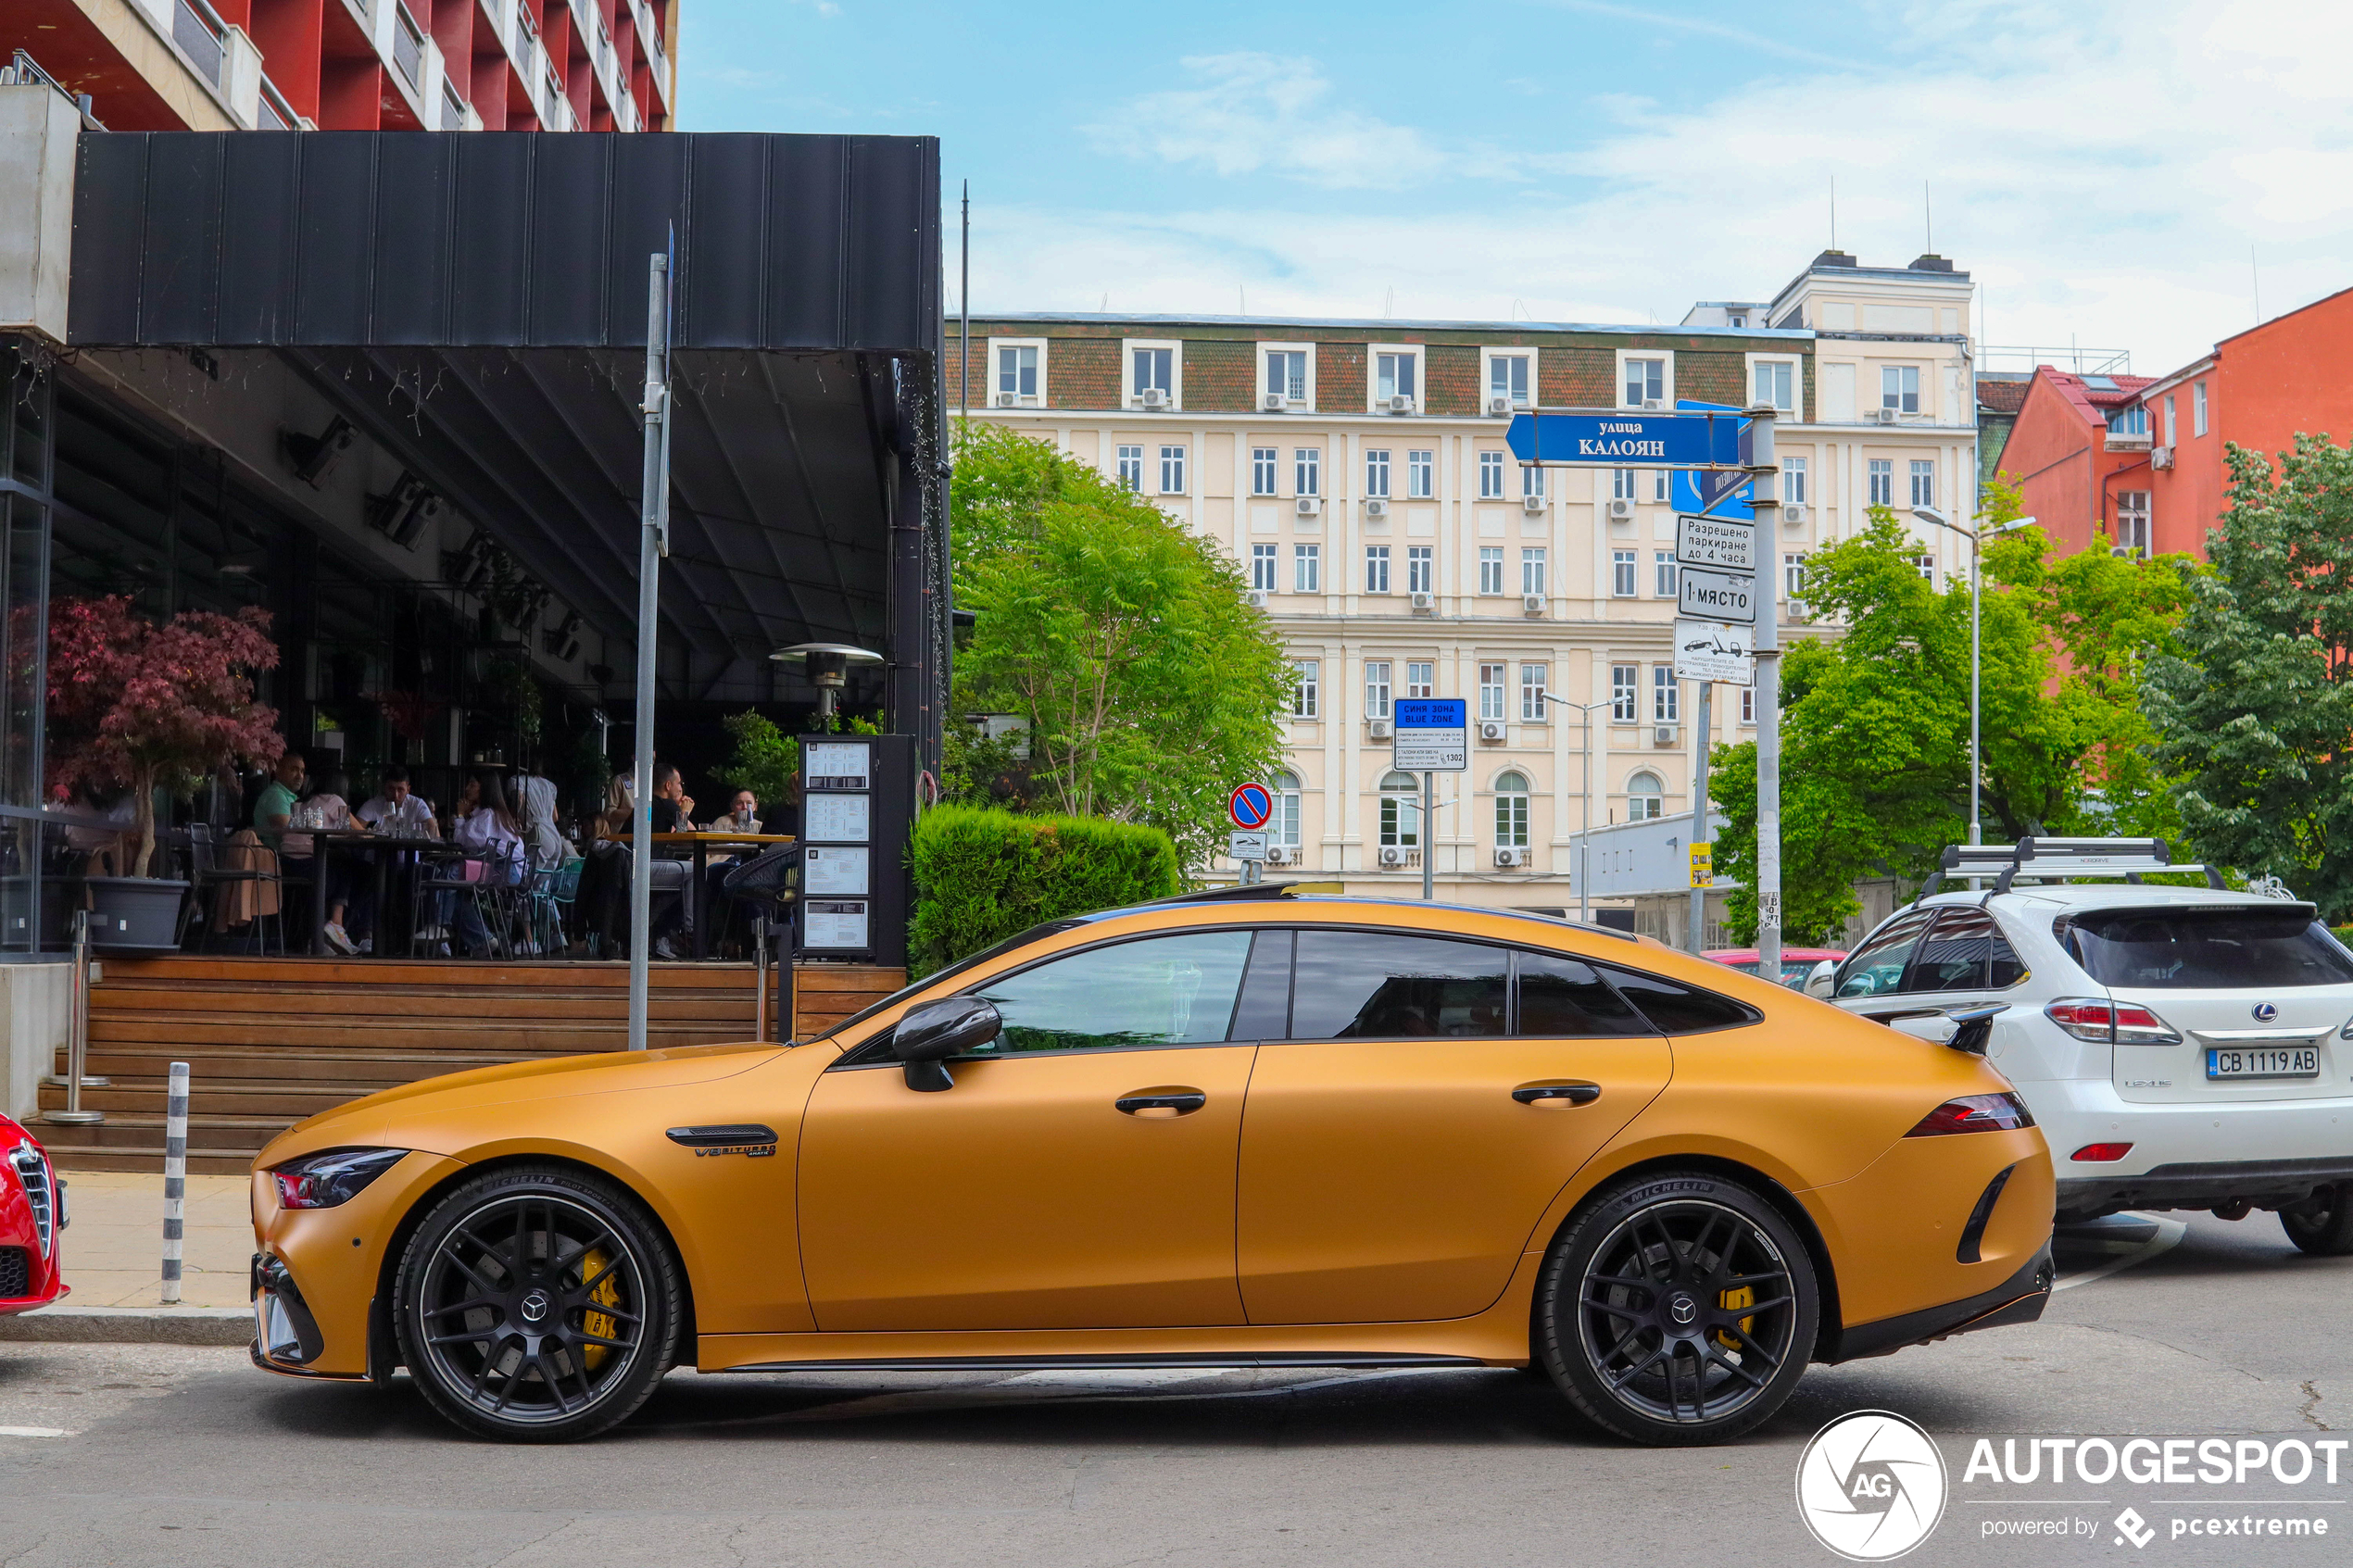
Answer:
[1805, 960, 1837, 1000]
[892, 996, 1001, 1093]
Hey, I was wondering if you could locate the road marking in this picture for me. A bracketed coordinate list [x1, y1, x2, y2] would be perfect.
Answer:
[0, 1427, 68, 1438]
[2053, 1212, 2186, 1292]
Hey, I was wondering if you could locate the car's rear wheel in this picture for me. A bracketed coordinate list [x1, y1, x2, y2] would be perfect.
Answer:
[1534, 1170, 1818, 1446]
[2281, 1184, 2353, 1257]
[393, 1164, 681, 1442]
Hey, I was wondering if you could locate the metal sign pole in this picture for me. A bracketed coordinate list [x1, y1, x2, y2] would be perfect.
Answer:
[627, 252, 671, 1052]
[1748, 404, 1782, 982]
[1421, 771, 1434, 900]
[1689, 680, 1710, 953]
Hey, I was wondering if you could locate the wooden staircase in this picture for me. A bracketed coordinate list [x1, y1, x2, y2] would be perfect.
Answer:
[39, 957, 903, 1174]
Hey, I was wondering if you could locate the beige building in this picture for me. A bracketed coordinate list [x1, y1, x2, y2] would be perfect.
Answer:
[963, 249, 1976, 909]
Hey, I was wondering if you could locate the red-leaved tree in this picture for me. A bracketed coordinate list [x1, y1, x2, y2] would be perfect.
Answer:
[46, 596, 285, 877]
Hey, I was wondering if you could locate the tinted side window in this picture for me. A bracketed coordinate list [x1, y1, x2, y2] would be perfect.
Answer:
[967, 931, 1254, 1053]
[1906, 908, 2025, 992]
[1837, 911, 1932, 998]
[1599, 964, 1758, 1035]
[1290, 931, 1507, 1039]
[1227, 929, 1294, 1041]
[1516, 952, 1652, 1036]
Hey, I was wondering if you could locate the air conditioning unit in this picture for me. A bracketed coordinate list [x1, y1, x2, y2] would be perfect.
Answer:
[1642, 398, 1665, 411]
[1378, 846, 1410, 869]
[1870, 407, 1900, 424]
[1263, 393, 1288, 412]
[1295, 495, 1322, 517]
[1780, 502, 1808, 526]
[1653, 724, 1679, 746]
[1363, 497, 1389, 519]
[1787, 600, 1810, 623]
[1409, 591, 1435, 612]
[1246, 589, 1270, 608]
[1521, 494, 1546, 513]
[1478, 720, 1507, 743]
[1494, 846, 1529, 868]
[1368, 718, 1394, 740]
[2152, 445, 2174, 470]
[1265, 845, 1298, 867]
[1488, 395, 1515, 416]
[2110, 546, 2144, 560]
[1386, 395, 1416, 414]
[1138, 387, 1169, 410]
[1522, 594, 1547, 617]
[1606, 497, 1634, 521]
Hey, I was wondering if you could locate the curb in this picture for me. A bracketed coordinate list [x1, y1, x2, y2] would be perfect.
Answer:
[0, 1305, 251, 1347]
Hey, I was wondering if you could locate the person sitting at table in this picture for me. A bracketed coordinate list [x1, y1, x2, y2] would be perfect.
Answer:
[649, 763, 696, 834]
[357, 766, 439, 838]
[282, 768, 371, 956]
[435, 771, 527, 957]
[254, 750, 307, 851]
[705, 789, 761, 834]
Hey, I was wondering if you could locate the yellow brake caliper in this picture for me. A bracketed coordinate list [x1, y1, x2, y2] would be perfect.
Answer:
[1715, 1286, 1755, 1352]
[580, 1248, 620, 1370]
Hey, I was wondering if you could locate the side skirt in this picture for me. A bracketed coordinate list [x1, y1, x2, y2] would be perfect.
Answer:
[721, 1352, 1489, 1374]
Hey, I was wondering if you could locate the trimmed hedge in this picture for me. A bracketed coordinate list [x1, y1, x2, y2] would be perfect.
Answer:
[907, 805, 1181, 977]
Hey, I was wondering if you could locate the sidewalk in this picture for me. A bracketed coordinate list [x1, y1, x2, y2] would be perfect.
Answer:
[1, 1172, 253, 1344]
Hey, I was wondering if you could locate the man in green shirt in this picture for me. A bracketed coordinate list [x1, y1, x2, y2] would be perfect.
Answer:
[255, 751, 307, 851]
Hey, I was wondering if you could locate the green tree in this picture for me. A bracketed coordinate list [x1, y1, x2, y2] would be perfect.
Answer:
[715, 710, 799, 812]
[2145, 435, 2353, 915]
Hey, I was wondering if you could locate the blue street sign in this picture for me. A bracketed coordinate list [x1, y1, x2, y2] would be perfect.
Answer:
[1228, 783, 1274, 831]
[1505, 409, 1747, 470]
[1674, 468, 1754, 519]
[1394, 698, 1467, 730]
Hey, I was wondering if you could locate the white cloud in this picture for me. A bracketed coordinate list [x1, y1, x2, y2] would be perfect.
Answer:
[1006, 1, 2353, 374]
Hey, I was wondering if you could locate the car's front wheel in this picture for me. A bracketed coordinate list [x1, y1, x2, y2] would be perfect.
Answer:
[393, 1164, 682, 1442]
[2281, 1184, 2353, 1257]
[1534, 1169, 1818, 1445]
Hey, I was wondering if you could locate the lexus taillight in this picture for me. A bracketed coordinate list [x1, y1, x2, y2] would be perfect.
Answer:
[2045, 997, 2181, 1046]
[1905, 1092, 2036, 1136]
[2070, 1142, 2134, 1162]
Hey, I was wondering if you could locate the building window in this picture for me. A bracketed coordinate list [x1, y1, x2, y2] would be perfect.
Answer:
[1478, 547, 1504, 595]
[2164, 395, 2179, 445]
[2108, 406, 2148, 436]
[1784, 551, 1808, 608]
[1478, 450, 1506, 498]
[1754, 359, 1794, 411]
[1251, 446, 1277, 495]
[1116, 445, 1144, 492]
[1378, 771, 1421, 848]
[1655, 552, 1678, 598]
[1267, 349, 1308, 405]
[1520, 464, 1545, 499]
[1159, 445, 1187, 495]
[1611, 549, 1636, 596]
[1494, 771, 1530, 847]
[1365, 448, 1390, 497]
[1522, 547, 1547, 596]
[1519, 663, 1549, 721]
[1270, 770, 1302, 847]
[1881, 365, 1920, 414]
[1365, 546, 1390, 594]
[1624, 358, 1665, 407]
[1627, 771, 1665, 822]
[1251, 544, 1277, 592]
[2115, 493, 2150, 555]
[1909, 458, 1936, 508]
[1365, 661, 1393, 721]
[1913, 553, 1937, 581]
[1868, 459, 1894, 508]
[1611, 664, 1638, 722]
[1741, 686, 1755, 724]
[1294, 544, 1321, 593]
[1295, 448, 1321, 496]
[1406, 546, 1432, 594]
[1612, 467, 1638, 501]
[1478, 662, 1507, 720]
[1405, 660, 1434, 699]
[1132, 346, 1173, 399]
[1291, 659, 1319, 719]
[996, 344, 1038, 401]
[1491, 354, 1531, 408]
[1407, 449, 1434, 497]
[2194, 380, 2208, 436]
[1784, 455, 1807, 504]
[1375, 351, 1418, 406]
[1651, 469, 1670, 504]
[1652, 666, 1679, 722]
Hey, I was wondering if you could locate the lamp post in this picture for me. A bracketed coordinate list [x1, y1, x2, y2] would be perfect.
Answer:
[1910, 507, 2034, 846]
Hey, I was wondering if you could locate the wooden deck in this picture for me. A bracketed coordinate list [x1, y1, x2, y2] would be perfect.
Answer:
[40, 957, 903, 1173]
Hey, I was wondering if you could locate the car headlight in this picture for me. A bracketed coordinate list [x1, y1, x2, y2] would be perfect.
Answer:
[271, 1148, 407, 1210]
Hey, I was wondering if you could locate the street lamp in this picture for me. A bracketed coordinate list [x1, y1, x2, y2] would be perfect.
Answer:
[1541, 691, 1616, 923]
[1910, 507, 2034, 846]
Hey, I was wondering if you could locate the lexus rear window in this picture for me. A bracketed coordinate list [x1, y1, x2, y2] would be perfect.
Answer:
[2057, 908, 2353, 989]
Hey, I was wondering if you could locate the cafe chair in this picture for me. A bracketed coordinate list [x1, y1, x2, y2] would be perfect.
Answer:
[183, 822, 284, 955]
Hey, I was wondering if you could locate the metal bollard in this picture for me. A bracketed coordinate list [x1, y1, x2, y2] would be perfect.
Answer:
[44, 909, 106, 1125]
[160, 1060, 188, 1305]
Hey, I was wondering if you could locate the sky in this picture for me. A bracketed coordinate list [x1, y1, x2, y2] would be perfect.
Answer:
[681, 0, 2353, 376]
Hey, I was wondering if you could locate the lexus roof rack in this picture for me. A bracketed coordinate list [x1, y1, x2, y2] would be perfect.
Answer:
[1919, 836, 2224, 898]
[1148, 880, 1348, 904]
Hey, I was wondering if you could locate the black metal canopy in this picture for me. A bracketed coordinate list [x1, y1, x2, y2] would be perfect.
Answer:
[67, 130, 946, 731]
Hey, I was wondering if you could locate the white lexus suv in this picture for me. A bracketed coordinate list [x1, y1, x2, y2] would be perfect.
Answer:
[1813, 838, 2353, 1254]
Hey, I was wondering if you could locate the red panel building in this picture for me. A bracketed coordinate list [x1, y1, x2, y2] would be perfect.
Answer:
[1993, 367, 2157, 557]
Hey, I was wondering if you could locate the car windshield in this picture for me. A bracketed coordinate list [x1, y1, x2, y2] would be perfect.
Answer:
[2058, 906, 2353, 989]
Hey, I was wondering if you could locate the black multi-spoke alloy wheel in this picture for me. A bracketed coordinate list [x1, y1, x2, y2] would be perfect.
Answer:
[394, 1165, 681, 1442]
[2282, 1183, 2353, 1257]
[1535, 1170, 1818, 1445]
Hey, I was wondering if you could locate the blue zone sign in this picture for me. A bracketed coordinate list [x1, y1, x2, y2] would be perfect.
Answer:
[1505, 410, 1749, 470]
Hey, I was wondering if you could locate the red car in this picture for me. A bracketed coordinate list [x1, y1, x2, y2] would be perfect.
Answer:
[0, 1116, 66, 1314]
[1705, 947, 1847, 990]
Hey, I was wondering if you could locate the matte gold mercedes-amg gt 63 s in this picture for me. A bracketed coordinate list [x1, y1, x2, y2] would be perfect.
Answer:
[250, 888, 2055, 1445]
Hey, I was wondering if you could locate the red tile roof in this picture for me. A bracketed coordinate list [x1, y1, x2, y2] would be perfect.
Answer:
[1976, 378, 2032, 415]
[2035, 366, 2157, 427]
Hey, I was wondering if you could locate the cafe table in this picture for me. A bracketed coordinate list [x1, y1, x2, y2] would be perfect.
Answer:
[600, 832, 796, 959]
[286, 826, 443, 957]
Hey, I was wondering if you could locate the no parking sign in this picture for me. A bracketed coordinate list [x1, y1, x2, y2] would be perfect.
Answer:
[1228, 784, 1274, 830]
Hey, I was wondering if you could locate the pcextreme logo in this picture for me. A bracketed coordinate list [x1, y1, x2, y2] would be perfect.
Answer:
[1795, 1411, 1950, 1562]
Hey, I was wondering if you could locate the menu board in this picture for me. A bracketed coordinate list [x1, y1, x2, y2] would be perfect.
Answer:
[802, 792, 870, 844]
[803, 742, 870, 791]
[803, 899, 870, 949]
[803, 846, 871, 897]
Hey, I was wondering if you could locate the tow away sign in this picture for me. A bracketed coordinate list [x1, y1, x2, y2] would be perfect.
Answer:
[1675, 619, 1755, 684]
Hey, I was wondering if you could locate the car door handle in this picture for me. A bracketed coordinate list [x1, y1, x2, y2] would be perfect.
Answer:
[1512, 1082, 1602, 1107]
[1116, 1091, 1207, 1118]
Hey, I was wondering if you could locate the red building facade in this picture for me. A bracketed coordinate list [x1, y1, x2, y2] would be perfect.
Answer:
[1992, 367, 2156, 557]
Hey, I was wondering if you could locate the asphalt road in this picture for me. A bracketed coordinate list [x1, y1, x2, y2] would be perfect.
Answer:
[0, 1212, 2345, 1568]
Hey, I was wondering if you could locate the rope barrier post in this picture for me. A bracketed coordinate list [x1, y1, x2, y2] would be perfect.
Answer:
[161, 1060, 188, 1305]
[45, 909, 104, 1126]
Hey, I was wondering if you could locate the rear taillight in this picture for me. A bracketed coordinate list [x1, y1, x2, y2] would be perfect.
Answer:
[2045, 997, 2181, 1046]
[1905, 1092, 2036, 1136]
[2070, 1143, 2134, 1162]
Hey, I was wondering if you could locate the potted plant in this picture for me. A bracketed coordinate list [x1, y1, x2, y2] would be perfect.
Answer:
[46, 596, 284, 949]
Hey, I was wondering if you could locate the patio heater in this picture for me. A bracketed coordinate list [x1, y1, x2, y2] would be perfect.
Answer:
[768, 643, 886, 721]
